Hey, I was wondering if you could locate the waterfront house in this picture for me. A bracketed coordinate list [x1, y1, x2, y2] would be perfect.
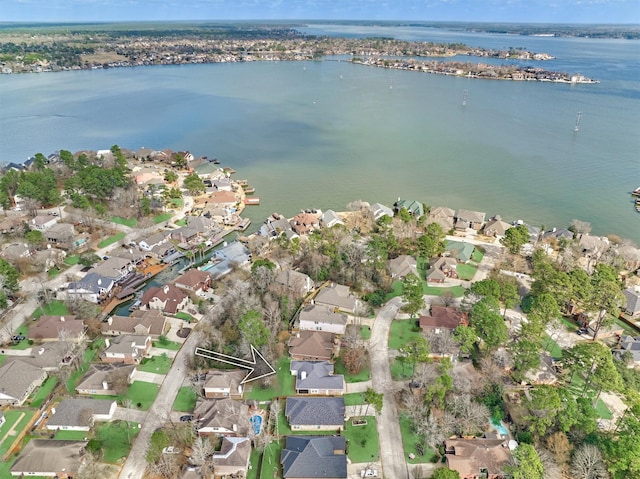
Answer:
[76, 363, 137, 395]
[455, 209, 486, 231]
[101, 334, 151, 364]
[285, 397, 345, 431]
[91, 256, 133, 281]
[388, 254, 420, 279]
[202, 369, 246, 399]
[195, 398, 250, 436]
[28, 315, 86, 343]
[419, 305, 469, 333]
[290, 212, 320, 235]
[281, 436, 347, 479]
[320, 210, 344, 228]
[185, 215, 218, 234]
[66, 272, 115, 303]
[46, 398, 116, 431]
[427, 206, 456, 231]
[444, 240, 475, 263]
[298, 304, 347, 335]
[623, 286, 640, 318]
[211, 437, 252, 479]
[276, 269, 314, 296]
[10, 439, 88, 479]
[369, 202, 394, 222]
[0, 360, 47, 406]
[290, 360, 345, 396]
[212, 241, 251, 265]
[426, 257, 459, 283]
[213, 178, 233, 191]
[139, 231, 171, 252]
[288, 330, 336, 361]
[171, 226, 200, 244]
[174, 269, 211, 295]
[140, 284, 189, 314]
[394, 198, 424, 217]
[578, 234, 610, 262]
[260, 213, 296, 239]
[101, 309, 167, 338]
[445, 438, 513, 479]
[616, 244, 640, 272]
[541, 227, 574, 243]
[208, 190, 238, 209]
[313, 283, 360, 315]
[483, 217, 512, 238]
[31, 215, 58, 231]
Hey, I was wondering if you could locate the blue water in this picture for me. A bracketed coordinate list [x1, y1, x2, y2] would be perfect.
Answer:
[250, 415, 262, 435]
[491, 419, 509, 437]
[1, 24, 638, 240]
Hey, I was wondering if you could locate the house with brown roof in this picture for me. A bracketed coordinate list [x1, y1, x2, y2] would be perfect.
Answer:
[455, 209, 486, 231]
[174, 269, 211, 295]
[419, 305, 469, 332]
[314, 283, 360, 315]
[140, 283, 189, 314]
[195, 398, 250, 436]
[101, 334, 151, 364]
[211, 437, 252, 479]
[276, 269, 314, 296]
[388, 255, 420, 279]
[202, 369, 246, 399]
[101, 309, 167, 338]
[290, 212, 320, 235]
[76, 363, 137, 395]
[208, 190, 238, 208]
[10, 439, 88, 479]
[299, 304, 347, 335]
[28, 315, 86, 343]
[483, 217, 512, 238]
[445, 438, 513, 479]
[427, 206, 456, 231]
[426, 257, 459, 283]
[288, 330, 337, 361]
[91, 256, 133, 281]
[0, 360, 47, 406]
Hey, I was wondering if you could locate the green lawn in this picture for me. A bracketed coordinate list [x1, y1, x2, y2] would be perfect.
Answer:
[247, 448, 262, 479]
[66, 345, 100, 392]
[343, 393, 365, 406]
[169, 198, 184, 208]
[0, 355, 6, 367]
[422, 284, 465, 297]
[564, 374, 612, 419]
[138, 354, 173, 374]
[246, 357, 295, 401]
[391, 357, 416, 380]
[64, 254, 80, 265]
[55, 430, 88, 440]
[471, 249, 484, 263]
[29, 377, 58, 408]
[124, 381, 159, 410]
[334, 356, 371, 383]
[153, 338, 182, 351]
[153, 212, 173, 224]
[175, 218, 188, 227]
[98, 232, 125, 249]
[345, 416, 380, 463]
[173, 386, 198, 412]
[399, 415, 437, 464]
[614, 318, 640, 337]
[0, 410, 36, 456]
[32, 300, 69, 320]
[388, 319, 423, 350]
[95, 421, 140, 463]
[111, 216, 138, 227]
[456, 263, 477, 280]
[360, 326, 371, 340]
[260, 439, 283, 479]
[48, 268, 61, 279]
[175, 311, 195, 323]
[541, 335, 563, 359]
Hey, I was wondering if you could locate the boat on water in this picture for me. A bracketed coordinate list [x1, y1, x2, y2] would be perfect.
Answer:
[235, 218, 251, 231]
[632, 187, 640, 197]
[244, 197, 260, 205]
[243, 186, 256, 194]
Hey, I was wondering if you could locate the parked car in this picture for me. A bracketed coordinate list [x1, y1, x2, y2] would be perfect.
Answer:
[361, 470, 378, 478]
[12, 334, 25, 342]
[576, 328, 589, 336]
[180, 415, 194, 422]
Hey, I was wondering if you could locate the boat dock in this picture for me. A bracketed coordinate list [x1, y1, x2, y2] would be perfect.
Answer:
[244, 197, 260, 205]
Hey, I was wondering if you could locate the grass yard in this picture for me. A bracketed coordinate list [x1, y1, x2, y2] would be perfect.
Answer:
[64, 254, 80, 265]
[95, 421, 140, 463]
[344, 416, 380, 463]
[153, 338, 181, 350]
[66, 345, 100, 392]
[391, 357, 415, 380]
[169, 198, 184, 208]
[422, 284, 465, 297]
[260, 439, 284, 479]
[614, 318, 640, 337]
[32, 300, 69, 320]
[246, 356, 295, 401]
[399, 415, 437, 464]
[388, 319, 423, 350]
[456, 263, 478, 280]
[48, 268, 61, 279]
[0, 355, 6, 367]
[123, 381, 159, 410]
[153, 212, 173, 224]
[55, 430, 88, 440]
[138, 354, 173, 374]
[111, 216, 138, 227]
[175, 218, 188, 227]
[29, 377, 58, 408]
[334, 357, 371, 383]
[173, 386, 198, 412]
[471, 249, 484, 263]
[360, 325, 371, 340]
[541, 335, 563, 359]
[98, 232, 125, 249]
[343, 393, 365, 406]
[0, 410, 36, 456]
[564, 374, 613, 419]
[247, 448, 262, 479]
[175, 311, 195, 323]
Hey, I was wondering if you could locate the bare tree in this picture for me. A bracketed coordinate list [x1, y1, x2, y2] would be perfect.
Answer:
[147, 452, 182, 479]
[538, 447, 562, 479]
[570, 219, 592, 235]
[570, 444, 609, 479]
[76, 451, 113, 479]
[448, 395, 490, 436]
[191, 436, 215, 468]
[426, 329, 457, 357]
[544, 431, 572, 468]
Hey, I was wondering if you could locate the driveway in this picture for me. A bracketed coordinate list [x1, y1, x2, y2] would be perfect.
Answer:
[133, 371, 166, 385]
[369, 297, 410, 479]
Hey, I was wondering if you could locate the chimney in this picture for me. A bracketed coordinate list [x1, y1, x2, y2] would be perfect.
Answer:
[51, 407, 56, 415]
[102, 381, 109, 390]
[107, 317, 112, 325]
[105, 338, 110, 347]
[38, 348, 44, 355]
[60, 316, 65, 322]
[232, 424, 237, 432]
[300, 371, 307, 380]
[163, 285, 170, 294]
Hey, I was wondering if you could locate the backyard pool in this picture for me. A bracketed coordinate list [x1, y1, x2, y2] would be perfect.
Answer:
[490, 419, 509, 437]
[250, 415, 262, 435]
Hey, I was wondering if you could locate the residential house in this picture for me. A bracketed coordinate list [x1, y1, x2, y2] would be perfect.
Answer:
[7, 341, 73, 371]
[76, 363, 137, 395]
[28, 315, 86, 343]
[298, 304, 347, 335]
[213, 178, 233, 191]
[171, 226, 200, 245]
[134, 168, 164, 186]
[578, 234, 610, 261]
[208, 190, 238, 209]
[394, 198, 424, 217]
[290, 212, 320, 235]
[139, 231, 171, 252]
[419, 305, 469, 332]
[211, 437, 251, 479]
[202, 369, 246, 399]
[426, 206, 456, 231]
[101, 309, 167, 338]
[314, 283, 360, 315]
[623, 286, 640, 318]
[30, 215, 58, 231]
[46, 398, 116, 431]
[91, 256, 133, 282]
[445, 438, 513, 479]
[185, 215, 218, 234]
[288, 330, 336, 361]
[66, 272, 115, 303]
[45, 223, 78, 249]
[369, 202, 394, 222]
[195, 398, 250, 436]
[541, 227, 574, 243]
[320, 210, 344, 228]
[444, 240, 475, 263]
[285, 397, 345, 431]
[212, 241, 251, 265]
[483, 217, 512, 238]
[455, 209, 486, 231]
[10, 440, 88, 479]
[174, 269, 211, 295]
[388, 255, 420, 279]
[525, 352, 559, 385]
[140, 284, 189, 314]
[260, 213, 296, 239]
[281, 436, 347, 479]
[426, 257, 459, 283]
[616, 245, 640, 272]
[276, 270, 314, 296]
[290, 361, 345, 396]
[0, 360, 47, 406]
[101, 334, 151, 364]
[1, 243, 32, 260]
[613, 336, 640, 363]
[0, 216, 26, 235]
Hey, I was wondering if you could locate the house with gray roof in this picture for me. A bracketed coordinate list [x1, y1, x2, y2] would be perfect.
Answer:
[369, 202, 394, 222]
[139, 231, 171, 252]
[314, 283, 360, 315]
[623, 286, 640, 318]
[320, 210, 344, 228]
[455, 209, 486, 231]
[427, 206, 456, 231]
[211, 437, 252, 478]
[44, 223, 78, 249]
[290, 361, 345, 396]
[6, 341, 73, 371]
[66, 272, 115, 303]
[299, 304, 347, 335]
[10, 439, 88, 478]
[0, 360, 47, 406]
[195, 398, 250, 437]
[281, 436, 347, 479]
[426, 257, 458, 283]
[76, 363, 137, 395]
[483, 217, 512, 238]
[1, 243, 32, 260]
[46, 398, 116, 431]
[541, 227, 574, 243]
[276, 270, 314, 296]
[613, 336, 640, 363]
[285, 397, 345, 431]
[260, 213, 295, 239]
[202, 369, 246, 399]
[91, 256, 132, 281]
[388, 254, 419, 279]
[101, 334, 151, 364]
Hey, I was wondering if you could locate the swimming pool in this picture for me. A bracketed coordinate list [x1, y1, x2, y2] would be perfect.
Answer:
[491, 419, 509, 437]
[250, 415, 262, 435]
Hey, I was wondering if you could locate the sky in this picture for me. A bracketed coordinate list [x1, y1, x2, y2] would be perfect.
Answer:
[1, 0, 639, 24]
